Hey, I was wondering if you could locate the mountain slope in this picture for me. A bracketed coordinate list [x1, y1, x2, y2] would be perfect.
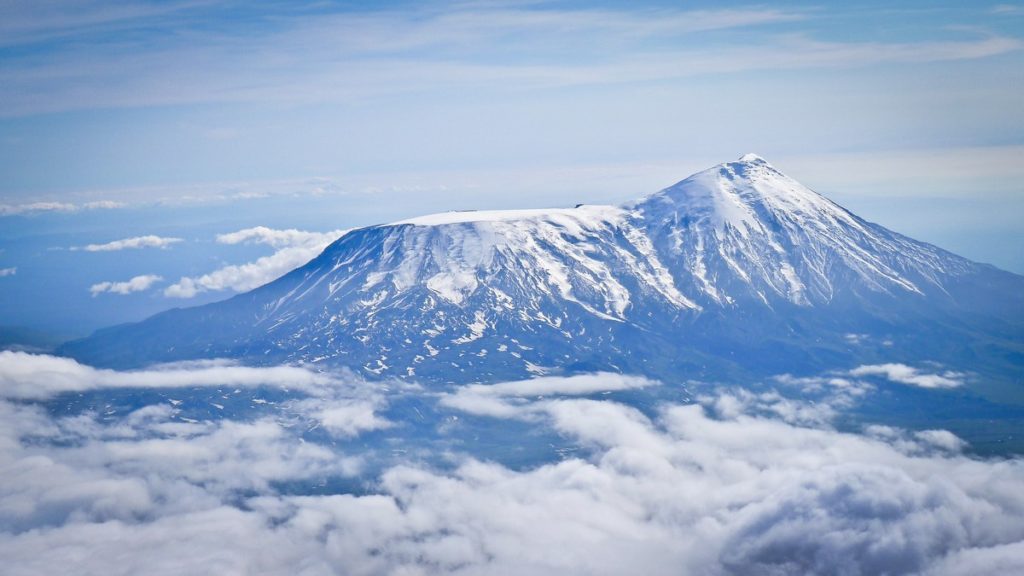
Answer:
[633, 154, 974, 307]
[61, 155, 1024, 385]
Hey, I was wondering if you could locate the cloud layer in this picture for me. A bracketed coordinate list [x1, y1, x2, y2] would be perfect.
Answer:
[0, 358, 1021, 575]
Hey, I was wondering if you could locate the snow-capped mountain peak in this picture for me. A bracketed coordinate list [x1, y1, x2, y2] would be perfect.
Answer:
[632, 153, 839, 236]
[629, 154, 973, 307]
[738, 152, 766, 162]
[61, 155, 1021, 384]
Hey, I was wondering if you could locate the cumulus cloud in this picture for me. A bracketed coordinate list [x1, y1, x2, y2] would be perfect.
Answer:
[442, 372, 657, 419]
[0, 267, 14, 277]
[773, 372, 875, 403]
[0, 352, 345, 399]
[162, 247, 319, 298]
[293, 397, 393, 438]
[73, 235, 183, 252]
[850, 363, 966, 389]
[216, 226, 339, 250]
[775, 363, 965, 393]
[326, 391, 1023, 576]
[0, 400, 363, 536]
[1, 369, 1022, 575]
[89, 274, 163, 296]
[165, 226, 347, 298]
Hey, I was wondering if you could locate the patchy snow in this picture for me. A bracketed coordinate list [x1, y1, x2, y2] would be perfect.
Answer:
[452, 311, 488, 344]
[361, 271, 387, 291]
[524, 361, 548, 375]
[426, 271, 479, 305]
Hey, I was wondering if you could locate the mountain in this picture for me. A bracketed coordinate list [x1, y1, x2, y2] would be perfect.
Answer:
[61, 155, 1024, 387]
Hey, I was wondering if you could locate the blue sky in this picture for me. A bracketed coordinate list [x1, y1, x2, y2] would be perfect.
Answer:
[1, 0, 1023, 336]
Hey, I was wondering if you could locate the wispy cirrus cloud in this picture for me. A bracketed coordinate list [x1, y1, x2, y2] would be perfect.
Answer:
[81, 200, 126, 210]
[89, 274, 163, 296]
[991, 4, 1024, 15]
[164, 226, 346, 298]
[73, 235, 183, 252]
[0, 0, 208, 48]
[0, 4, 1018, 117]
[0, 201, 76, 215]
[3, 176, 347, 212]
[0, 200, 125, 216]
[0, 267, 14, 277]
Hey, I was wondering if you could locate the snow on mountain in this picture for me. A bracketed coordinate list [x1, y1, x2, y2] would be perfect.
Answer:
[318, 203, 695, 316]
[60, 155, 1024, 384]
[631, 154, 973, 307]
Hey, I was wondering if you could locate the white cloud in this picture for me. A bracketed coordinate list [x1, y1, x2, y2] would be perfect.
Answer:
[165, 227, 346, 298]
[0, 400, 362, 537]
[163, 246, 320, 298]
[89, 274, 163, 296]
[844, 332, 868, 344]
[0, 200, 125, 216]
[82, 200, 126, 210]
[216, 226, 340, 249]
[464, 372, 655, 398]
[914, 429, 969, 453]
[850, 363, 966, 389]
[442, 372, 658, 419]
[293, 397, 393, 438]
[991, 4, 1024, 15]
[775, 363, 965, 393]
[701, 388, 840, 426]
[0, 201, 76, 215]
[0, 177, 351, 214]
[0, 267, 14, 277]
[74, 235, 182, 252]
[773, 372, 875, 402]
[0, 352, 347, 400]
[0, 370, 1022, 575]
